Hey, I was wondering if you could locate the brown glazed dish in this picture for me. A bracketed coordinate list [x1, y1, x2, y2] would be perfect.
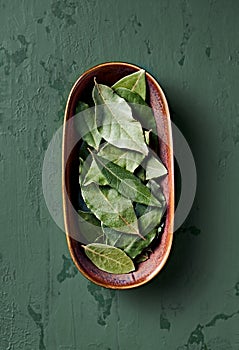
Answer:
[62, 62, 174, 289]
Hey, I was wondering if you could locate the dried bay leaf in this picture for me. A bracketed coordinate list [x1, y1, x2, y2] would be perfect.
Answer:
[81, 183, 141, 236]
[100, 180, 165, 259]
[101, 187, 165, 259]
[123, 230, 157, 259]
[113, 87, 159, 152]
[138, 205, 164, 236]
[81, 144, 144, 187]
[144, 130, 151, 145]
[92, 153, 162, 207]
[79, 141, 90, 161]
[98, 143, 144, 172]
[101, 225, 157, 260]
[75, 100, 89, 114]
[77, 213, 104, 244]
[114, 87, 156, 132]
[135, 252, 149, 263]
[80, 153, 108, 186]
[112, 69, 146, 100]
[77, 191, 103, 243]
[78, 210, 101, 227]
[77, 209, 103, 244]
[134, 165, 146, 183]
[83, 243, 135, 274]
[102, 224, 135, 247]
[92, 82, 148, 156]
[143, 149, 168, 180]
[75, 101, 101, 150]
[147, 179, 166, 207]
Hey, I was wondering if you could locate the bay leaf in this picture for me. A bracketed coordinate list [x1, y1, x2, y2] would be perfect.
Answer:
[75, 100, 89, 114]
[101, 189, 164, 259]
[79, 157, 84, 180]
[135, 227, 164, 263]
[135, 252, 149, 263]
[102, 203, 162, 259]
[147, 179, 166, 207]
[123, 229, 157, 259]
[101, 185, 165, 257]
[134, 165, 146, 183]
[79, 141, 90, 161]
[102, 224, 135, 248]
[138, 205, 164, 235]
[114, 87, 156, 132]
[81, 183, 141, 236]
[102, 224, 157, 260]
[92, 153, 162, 207]
[143, 149, 168, 180]
[98, 143, 144, 172]
[134, 203, 148, 217]
[77, 191, 103, 243]
[144, 130, 150, 145]
[77, 214, 104, 244]
[112, 69, 146, 100]
[92, 82, 148, 156]
[83, 243, 135, 274]
[78, 210, 101, 227]
[82, 144, 144, 187]
[80, 153, 108, 186]
[134, 198, 164, 236]
[75, 101, 101, 150]
[78, 189, 91, 212]
[135, 224, 166, 263]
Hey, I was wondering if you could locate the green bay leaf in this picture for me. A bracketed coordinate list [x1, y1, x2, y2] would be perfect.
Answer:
[143, 149, 168, 180]
[147, 179, 166, 207]
[77, 213, 104, 244]
[135, 252, 149, 263]
[98, 143, 144, 172]
[79, 141, 90, 161]
[78, 210, 101, 227]
[92, 154, 162, 207]
[80, 153, 108, 186]
[92, 82, 148, 156]
[83, 243, 135, 274]
[81, 184, 141, 236]
[134, 165, 146, 183]
[144, 130, 150, 145]
[75, 100, 89, 114]
[81, 144, 144, 187]
[102, 203, 162, 259]
[114, 87, 156, 132]
[101, 224, 157, 260]
[123, 229, 157, 259]
[102, 224, 135, 248]
[75, 102, 101, 150]
[137, 205, 164, 236]
[77, 191, 103, 243]
[112, 69, 146, 100]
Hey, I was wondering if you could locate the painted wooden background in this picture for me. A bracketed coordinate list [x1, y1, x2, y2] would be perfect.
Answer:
[1, 0, 239, 349]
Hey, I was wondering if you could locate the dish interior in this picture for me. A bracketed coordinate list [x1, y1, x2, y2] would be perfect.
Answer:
[63, 62, 174, 289]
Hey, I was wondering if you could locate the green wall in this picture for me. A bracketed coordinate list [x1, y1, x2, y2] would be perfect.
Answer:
[1, 0, 239, 349]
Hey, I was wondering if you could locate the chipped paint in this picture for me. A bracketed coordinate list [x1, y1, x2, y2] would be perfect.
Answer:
[87, 282, 116, 326]
[27, 305, 46, 350]
[57, 255, 78, 283]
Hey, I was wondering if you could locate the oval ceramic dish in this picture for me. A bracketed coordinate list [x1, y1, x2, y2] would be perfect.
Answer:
[62, 62, 174, 289]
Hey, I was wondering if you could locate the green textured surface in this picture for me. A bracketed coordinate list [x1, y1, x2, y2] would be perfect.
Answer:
[1, 0, 239, 349]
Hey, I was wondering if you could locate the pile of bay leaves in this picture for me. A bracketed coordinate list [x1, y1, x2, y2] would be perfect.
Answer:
[76, 69, 167, 274]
